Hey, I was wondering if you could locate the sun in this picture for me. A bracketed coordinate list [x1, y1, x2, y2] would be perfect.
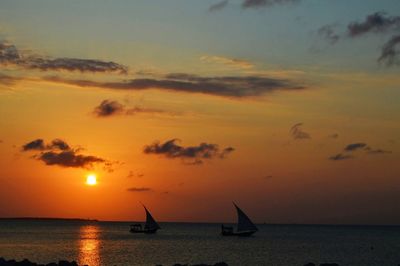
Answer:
[86, 174, 97, 186]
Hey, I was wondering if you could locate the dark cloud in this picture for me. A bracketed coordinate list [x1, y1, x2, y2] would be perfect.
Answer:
[143, 139, 234, 164]
[317, 24, 340, 44]
[366, 149, 392, 154]
[126, 187, 152, 192]
[344, 143, 367, 152]
[242, 0, 301, 9]
[317, 12, 400, 67]
[21, 138, 110, 169]
[347, 12, 400, 37]
[378, 34, 400, 66]
[93, 100, 125, 117]
[93, 99, 168, 117]
[209, 0, 229, 12]
[330, 142, 392, 161]
[22, 139, 45, 151]
[329, 153, 353, 161]
[290, 123, 311, 140]
[39, 150, 105, 168]
[22, 138, 70, 151]
[0, 40, 127, 74]
[49, 139, 71, 150]
[45, 73, 305, 99]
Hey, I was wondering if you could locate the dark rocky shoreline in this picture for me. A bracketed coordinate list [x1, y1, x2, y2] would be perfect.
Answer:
[0, 257, 343, 266]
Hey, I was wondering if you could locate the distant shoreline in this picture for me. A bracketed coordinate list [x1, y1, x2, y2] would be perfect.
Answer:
[0, 218, 399, 227]
[0, 217, 99, 222]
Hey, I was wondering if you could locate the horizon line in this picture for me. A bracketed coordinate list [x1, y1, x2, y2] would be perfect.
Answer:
[1, 217, 399, 227]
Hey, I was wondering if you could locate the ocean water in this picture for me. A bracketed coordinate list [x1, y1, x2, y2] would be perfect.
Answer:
[0, 220, 399, 266]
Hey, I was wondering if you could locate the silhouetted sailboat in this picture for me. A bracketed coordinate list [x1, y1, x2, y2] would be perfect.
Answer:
[130, 205, 160, 234]
[221, 202, 258, 237]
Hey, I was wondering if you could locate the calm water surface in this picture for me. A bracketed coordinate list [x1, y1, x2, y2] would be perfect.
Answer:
[0, 220, 399, 266]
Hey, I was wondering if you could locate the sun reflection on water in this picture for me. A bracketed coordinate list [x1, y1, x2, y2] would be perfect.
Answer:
[78, 224, 101, 266]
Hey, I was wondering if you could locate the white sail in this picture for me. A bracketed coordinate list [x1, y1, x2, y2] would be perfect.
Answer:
[143, 205, 161, 230]
[234, 203, 258, 232]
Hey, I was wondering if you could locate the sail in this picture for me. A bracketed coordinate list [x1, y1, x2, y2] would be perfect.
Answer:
[143, 205, 161, 230]
[234, 203, 258, 232]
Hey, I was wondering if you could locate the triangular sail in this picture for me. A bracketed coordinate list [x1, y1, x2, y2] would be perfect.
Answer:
[234, 203, 258, 232]
[143, 205, 161, 230]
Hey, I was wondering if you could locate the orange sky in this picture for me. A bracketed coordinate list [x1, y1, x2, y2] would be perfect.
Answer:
[0, 0, 400, 225]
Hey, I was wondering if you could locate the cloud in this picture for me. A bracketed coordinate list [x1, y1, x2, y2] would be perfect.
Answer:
[200, 55, 254, 69]
[329, 153, 353, 161]
[347, 12, 400, 37]
[208, 0, 229, 12]
[93, 99, 168, 117]
[317, 12, 400, 67]
[22, 138, 70, 151]
[0, 40, 127, 74]
[48, 139, 71, 150]
[21, 138, 110, 169]
[366, 148, 392, 154]
[143, 139, 234, 164]
[329, 142, 392, 161]
[290, 123, 311, 140]
[242, 0, 301, 9]
[39, 150, 105, 168]
[127, 170, 144, 178]
[344, 143, 367, 152]
[22, 139, 46, 151]
[317, 24, 340, 44]
[93, 100, 125, 117]
[378, 34, 400, 66]
[44, 73, 305, 99]
[126, 187, 152, 192]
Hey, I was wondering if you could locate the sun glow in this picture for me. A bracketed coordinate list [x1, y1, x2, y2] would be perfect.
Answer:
[86, 174, 97, 186]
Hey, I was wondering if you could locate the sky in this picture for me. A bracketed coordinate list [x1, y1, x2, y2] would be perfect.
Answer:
[0, 0, 400, 225]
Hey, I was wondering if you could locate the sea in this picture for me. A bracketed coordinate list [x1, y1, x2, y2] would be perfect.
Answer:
[0, 220, 399, 266]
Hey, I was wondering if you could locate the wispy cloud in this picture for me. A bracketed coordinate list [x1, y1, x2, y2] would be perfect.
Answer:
[316, 12, 400, 67]
[208, 0, 229, 12]
[242, 0, 301, 9]
[347, 12, 400, 37]
[143, 139, 234, 165]
[378, 35, 400, 66]
[21, 138, 112, 170]
[290, 123, 311, 140]
[200, 55, 254, 69]
[329, 153, 353, 161]
[344, 143, 367, 152]
[330, 142, 392, 161]
[44, 73, 305, 99]
[127, 170, 144, 178]
[0, 40, 127, 74]
[92, 99, 169, 117]
[126, 187, 152, 192]
[317, 24, 340, 44]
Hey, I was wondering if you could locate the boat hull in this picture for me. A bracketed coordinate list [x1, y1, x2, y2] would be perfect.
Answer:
[221, 230, 256, 237]
[130, 228, 158, 234]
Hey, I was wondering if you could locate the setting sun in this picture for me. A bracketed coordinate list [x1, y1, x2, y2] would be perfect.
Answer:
[86, 174, 97, 186]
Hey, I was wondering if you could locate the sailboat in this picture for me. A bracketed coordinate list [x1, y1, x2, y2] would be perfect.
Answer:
[221, 202, 258, 237]
[130, 204, 161, 234]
